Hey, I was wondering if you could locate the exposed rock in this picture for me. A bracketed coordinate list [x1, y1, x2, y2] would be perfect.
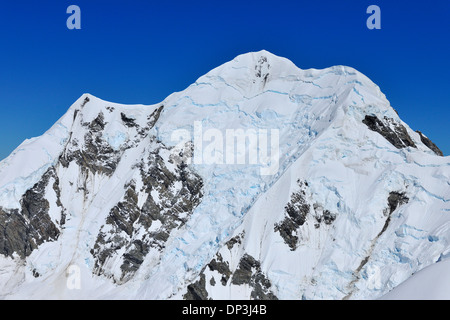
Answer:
[120, 112, 137, 128]
[322, 210, 336, 225]
[344, 191, 410, 299]
[32, 269, 40, 278]
[416, 131, 443, 156]
[255, 56, 270, 78]
[80, 96, 90, 108]
[184, 273, 210, 300]
[385, 191, 409, 216]
[73, 109, 79, 122]
[274, 181, 310, 250]
[91, 141, 203, 283]
[208, 253, 232, 286]
[231, 254, 259, 285]
[89, 112, 106, 132]
[231, 254, 278, 300]
[121, 240, 150, 275]
[274, 219, 299, 251]
[0, 168, 61, 259]
[363, 115, 416, 149]
[275, 182, 337, 249]
[225, 232, 244, 250]
[184, 231, 277, 300]
[52, 169, 66, 226]
[251, 271, 277, 300]
[314, 205, 336, 226]
[147, 106, 164, 130]
[61, 105, 165, 179]
[60, 113, 122, 176]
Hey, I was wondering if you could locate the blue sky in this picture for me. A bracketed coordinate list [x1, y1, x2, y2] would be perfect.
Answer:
[0, 0, 449, 159]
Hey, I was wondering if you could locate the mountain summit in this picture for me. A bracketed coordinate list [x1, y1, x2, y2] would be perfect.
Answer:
[0, 51, 448, 299]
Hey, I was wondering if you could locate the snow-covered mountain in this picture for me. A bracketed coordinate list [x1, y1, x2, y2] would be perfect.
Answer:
[0, 50, 449, 300]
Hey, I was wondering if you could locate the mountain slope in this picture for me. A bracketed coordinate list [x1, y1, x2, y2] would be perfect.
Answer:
[0, 50, 448, 300]
[381, 259, 450, 300]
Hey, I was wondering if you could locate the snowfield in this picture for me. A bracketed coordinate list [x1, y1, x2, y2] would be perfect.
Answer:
[0, 50, 448, 300]
[382, 259, 450, 300]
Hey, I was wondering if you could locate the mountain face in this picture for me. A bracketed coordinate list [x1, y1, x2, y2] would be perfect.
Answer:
[0, 50, 449, 300]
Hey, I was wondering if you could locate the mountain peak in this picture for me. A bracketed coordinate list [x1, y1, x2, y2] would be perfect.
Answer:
[0, 52, 448, 300]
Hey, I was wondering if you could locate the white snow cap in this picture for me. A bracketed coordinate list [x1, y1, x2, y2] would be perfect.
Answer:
[0, 50, 448, 300]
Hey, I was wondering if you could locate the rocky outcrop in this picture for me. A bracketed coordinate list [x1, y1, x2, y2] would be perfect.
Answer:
[231, 254, 277, 300]
[416, 131, 443, 156]
[60, 112, 122, 176]
[274, 181, 310, 250]
[120, 112, 137, 128]
[275, 181, 336, 250]
[184, 253, 277, 300]
[91, 141, 203, 283]
[363, 115, 416, 149]
[255, 56, 270, 86]
[183, 230, 277, 300]
[208, 253, 232, 286]
[0, 168, 62, 259]
[61, 105, 165, 178]
[184, 273, 209, 300]
[385, 191, 409, 217]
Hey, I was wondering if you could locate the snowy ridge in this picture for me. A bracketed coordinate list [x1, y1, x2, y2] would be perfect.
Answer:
[0, 50, 449, 300]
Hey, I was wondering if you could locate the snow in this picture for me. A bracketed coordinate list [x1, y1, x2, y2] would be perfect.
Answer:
[105, 130, 128, 150]
[0, 108, 73, 209]
[382, 259, 450, 300]
[0, 50, 449, 300]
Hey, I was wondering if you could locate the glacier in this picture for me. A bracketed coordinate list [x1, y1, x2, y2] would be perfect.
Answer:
[0, 50, 449, 300]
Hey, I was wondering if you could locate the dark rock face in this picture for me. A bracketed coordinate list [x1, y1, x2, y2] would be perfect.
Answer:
[208, 253, 232, 286]
[147, 106, 164, 130]
[385, 192, 409, 216]
[0, 167, 62, 259]
[184, 254, 277, 300]
[61, 112, 121, 176]
[184, 273, 210, 300]
[91, 142, 204, 283]
[416, 131, 443, 156]
[183, 231, 277, 300]
[322, 210, 336, 225]
[80, 96, 90, 108]
[61, 106, 165, 178]
[226, 232, 244, 250]
[231, 254, 258, 285]
[120, 112, 137, 128]
[56, 103, 191, 283]
[379, 191, 409, 242]
[274, 181, 310, 251]
[206, 232, 244, 287]
[231, 254, 278, 300]
[91, 181, 149, 280]
[275, 181, 336, 250]
[313, 205, 336, 228]
[255, 56, 269, 78]
[254, 56, 270, 86]
[363, 115, 416, 149]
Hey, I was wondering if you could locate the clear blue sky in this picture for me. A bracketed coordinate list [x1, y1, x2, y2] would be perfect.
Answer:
[0, 0, 449, 160]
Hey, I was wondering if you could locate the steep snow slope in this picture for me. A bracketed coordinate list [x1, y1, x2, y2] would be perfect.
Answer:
[0, 50, 448, 300]
[381, 259, 450, 300]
